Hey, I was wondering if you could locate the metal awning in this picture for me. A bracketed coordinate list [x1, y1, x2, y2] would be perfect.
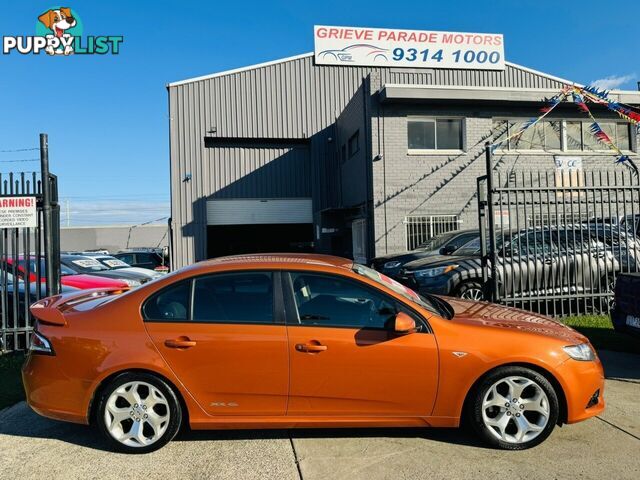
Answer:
[379, 84, 640, 105]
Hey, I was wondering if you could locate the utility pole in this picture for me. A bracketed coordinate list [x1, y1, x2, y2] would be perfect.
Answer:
[66, 199, 70, 227]
[40, 133, 58, 296]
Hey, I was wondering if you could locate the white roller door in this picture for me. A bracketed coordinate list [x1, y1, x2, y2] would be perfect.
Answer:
[207, 198, 313, 225]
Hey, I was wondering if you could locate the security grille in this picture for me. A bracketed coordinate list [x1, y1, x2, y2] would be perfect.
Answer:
[404, 215, 462, 251]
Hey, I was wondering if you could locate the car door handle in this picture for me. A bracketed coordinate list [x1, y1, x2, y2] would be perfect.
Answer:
[295, 343, 327, 353]
[164, 337, 196, 349]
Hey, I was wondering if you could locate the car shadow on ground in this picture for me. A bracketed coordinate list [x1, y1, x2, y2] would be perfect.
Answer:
[0, 402, 488, 453]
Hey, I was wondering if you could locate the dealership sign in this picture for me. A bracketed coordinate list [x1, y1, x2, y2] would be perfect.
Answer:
[0, 197, 37, 228]
[314, 25, 504, 70]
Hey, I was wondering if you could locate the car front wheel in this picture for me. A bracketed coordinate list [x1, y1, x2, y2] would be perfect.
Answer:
[468, 366, 559, 450]
[96, 372, 182, 453]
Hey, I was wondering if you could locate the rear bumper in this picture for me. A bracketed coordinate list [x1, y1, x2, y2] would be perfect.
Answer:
[611, 308, 640, 336]
[555, 354, 605, 424]
[22, 353, 90, 425]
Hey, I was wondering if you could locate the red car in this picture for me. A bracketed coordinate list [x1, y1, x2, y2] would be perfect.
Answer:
[8, 257, 128, 290]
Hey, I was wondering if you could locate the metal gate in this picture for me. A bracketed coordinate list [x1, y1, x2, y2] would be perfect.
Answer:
[0, 134, 60, 353]
[478, 144, 640, 317]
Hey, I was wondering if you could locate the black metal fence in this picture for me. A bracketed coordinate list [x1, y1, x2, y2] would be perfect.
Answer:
[0, 134, 60, 354]
[478, 149, 640, 317]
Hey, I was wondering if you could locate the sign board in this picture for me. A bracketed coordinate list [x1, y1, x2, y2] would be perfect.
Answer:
[0, 197, 37, 228]
[314, 25, 505, 70]
[554, 156, 583, 171]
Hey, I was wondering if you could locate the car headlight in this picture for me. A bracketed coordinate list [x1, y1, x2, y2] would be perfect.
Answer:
[384, 261, 402, 269]
[123, 279, 141, 287]
[563, 343, 595, 361]
[413, 265, 458, 279]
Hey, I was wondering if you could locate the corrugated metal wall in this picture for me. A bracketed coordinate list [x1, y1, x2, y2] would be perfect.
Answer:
[168, 53, 569, 267]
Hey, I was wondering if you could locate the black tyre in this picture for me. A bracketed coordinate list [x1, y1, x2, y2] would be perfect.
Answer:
[467, 366, 559, 450]
[456, 281, 485, 301]
[95, 372, 182, 454]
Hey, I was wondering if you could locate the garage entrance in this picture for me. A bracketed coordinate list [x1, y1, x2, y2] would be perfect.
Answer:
[206, 198, 314, 258]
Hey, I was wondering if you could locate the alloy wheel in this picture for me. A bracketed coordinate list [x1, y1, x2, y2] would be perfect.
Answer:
[104, 380, 171, 448]
[481, 376, 550, 444]
[460, 288, 484, 301]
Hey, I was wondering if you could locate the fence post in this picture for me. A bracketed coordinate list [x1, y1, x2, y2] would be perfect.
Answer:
[485, 142, 498, 302]
[39, 133, 60, 296]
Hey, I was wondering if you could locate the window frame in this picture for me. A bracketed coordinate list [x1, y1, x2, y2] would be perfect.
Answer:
[281, 270, 430, 332]
[141, 270, 284, 325]
[493, 118, 634, 154]
[407, 116, 464, 154]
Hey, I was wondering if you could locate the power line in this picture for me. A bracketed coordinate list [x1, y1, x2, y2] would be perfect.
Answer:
[0, 158, 39, 163]
[0, 147, 39, 153]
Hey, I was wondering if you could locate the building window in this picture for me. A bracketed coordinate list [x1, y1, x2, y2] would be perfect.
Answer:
[408, 118, 463, 151]
[348, 131, 359, 157]
[566, 121, 631, 152]
[404, 214, 461, 251]
[493, 120, 561, 151]
[494, 119, 632, 152]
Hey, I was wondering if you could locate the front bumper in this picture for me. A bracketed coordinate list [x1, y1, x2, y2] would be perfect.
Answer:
[396, 273, 455, 296]
[555, 354, 605, 423]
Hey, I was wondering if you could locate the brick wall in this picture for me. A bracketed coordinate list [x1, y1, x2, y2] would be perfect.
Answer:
[371, 102, 640, 256]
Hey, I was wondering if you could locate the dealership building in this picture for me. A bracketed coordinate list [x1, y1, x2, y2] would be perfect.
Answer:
[167, 27, 640, 269]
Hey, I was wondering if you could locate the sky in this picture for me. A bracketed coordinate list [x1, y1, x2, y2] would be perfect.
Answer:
[0, 0, 637, 226]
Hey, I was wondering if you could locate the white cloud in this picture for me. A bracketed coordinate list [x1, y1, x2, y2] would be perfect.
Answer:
[590, 74, 636, 90]
[61, 200, 169, 226]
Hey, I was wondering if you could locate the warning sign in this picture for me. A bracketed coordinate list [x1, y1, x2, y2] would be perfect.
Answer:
[0, 197, 37, 228]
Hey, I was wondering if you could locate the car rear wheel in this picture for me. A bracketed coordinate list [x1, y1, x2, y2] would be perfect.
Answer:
[96, 372, 182, 453]
[456, 281, 485, 301]
[468, 366, 559, 450]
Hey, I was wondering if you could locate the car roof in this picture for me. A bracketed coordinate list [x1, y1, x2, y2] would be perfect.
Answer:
[197, 253, 354, 269]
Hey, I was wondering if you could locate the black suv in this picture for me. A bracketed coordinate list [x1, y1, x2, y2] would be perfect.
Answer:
[396, 226, 618, 301]
[113, 249, 169, 273]
[371, 229, 478, 278]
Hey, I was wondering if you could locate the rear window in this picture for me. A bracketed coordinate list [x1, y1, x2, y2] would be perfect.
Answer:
[142, 281, 190, 321]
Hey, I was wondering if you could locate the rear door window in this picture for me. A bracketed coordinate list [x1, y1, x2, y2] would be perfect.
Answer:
[192, 272, 274, 324]
[143, 281, 191, 321]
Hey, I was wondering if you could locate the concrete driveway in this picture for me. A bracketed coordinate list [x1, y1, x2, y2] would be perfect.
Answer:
[1, 350, 638, 480]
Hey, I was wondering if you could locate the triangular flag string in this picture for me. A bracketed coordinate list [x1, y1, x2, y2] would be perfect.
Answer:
[490, 83, 638, 172]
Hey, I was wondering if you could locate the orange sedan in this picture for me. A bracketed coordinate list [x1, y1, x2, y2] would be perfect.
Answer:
[22, 254, 604, 453]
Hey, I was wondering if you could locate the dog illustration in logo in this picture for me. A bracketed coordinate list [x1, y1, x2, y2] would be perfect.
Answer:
[38, 7, 76, 55]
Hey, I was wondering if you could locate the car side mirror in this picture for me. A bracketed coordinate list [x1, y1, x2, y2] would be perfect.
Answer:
[393, 311, 417, 335]
[440, 244, 458, 255]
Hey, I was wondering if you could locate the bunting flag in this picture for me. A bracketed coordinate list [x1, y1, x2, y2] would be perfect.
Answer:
[490, 83, 638, 170]
[491, 86, 570, 152]
[577, 91, 631, 165]
[577, 85, 640, 126]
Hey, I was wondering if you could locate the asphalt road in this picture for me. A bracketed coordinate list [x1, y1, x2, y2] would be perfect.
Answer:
[1, 350, 638, 480]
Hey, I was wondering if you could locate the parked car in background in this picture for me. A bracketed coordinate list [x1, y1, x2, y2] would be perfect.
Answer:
[81, 254, 163, 282]
[0, 272, 78, 351]
[620, 214, 640, 237]
[113, 249, 169, 273]
[396, 227, 618, 301]
[61, 254, 154, 287]
[24, 253, 604, 453]
[610, 273, 640, 336]
[371, 229, 478, 278]
[6, 256, 129, 290]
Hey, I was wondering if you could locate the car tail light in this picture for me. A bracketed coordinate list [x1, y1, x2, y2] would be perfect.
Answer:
[30, 330, 54, 355]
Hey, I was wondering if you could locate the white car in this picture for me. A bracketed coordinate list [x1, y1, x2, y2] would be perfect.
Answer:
[86, 254, 163, 281]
